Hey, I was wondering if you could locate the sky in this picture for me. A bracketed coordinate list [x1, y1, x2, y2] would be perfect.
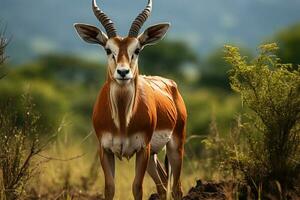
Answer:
[1, 0, 300, 63]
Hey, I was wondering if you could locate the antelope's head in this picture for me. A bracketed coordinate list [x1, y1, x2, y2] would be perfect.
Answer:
[74, 0, 170, 85]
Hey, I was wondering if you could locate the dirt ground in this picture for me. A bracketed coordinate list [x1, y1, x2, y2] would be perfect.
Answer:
[26, 180, 231, 200]
[149, 179, 300, 200]
[182, 180, 232, 200]
[149, 180, 240, 200]
[25, 179, 300, 200]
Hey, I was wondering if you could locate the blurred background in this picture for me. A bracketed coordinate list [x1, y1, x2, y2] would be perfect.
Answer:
[1, 0, 300, 199]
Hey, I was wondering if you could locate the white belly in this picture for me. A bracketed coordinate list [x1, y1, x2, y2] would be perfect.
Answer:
[101, 133, 145, 159]
[101, 130, 172, 159]
[150, 130, 172, 153]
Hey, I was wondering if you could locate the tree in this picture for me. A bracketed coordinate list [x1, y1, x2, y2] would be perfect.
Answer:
[199, 47, 252, 90]
[17, 54, 106, 87]
[139, 40, 199, 77]
[274, 23, 300, 69]
[0, 28, 7, 65]
[0, 23, 9, 78]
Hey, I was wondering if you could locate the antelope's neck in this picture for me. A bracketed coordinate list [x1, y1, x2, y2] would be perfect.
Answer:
[109, 79, 137, 134]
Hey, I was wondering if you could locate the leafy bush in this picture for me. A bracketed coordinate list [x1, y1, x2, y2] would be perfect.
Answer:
[220, 43, 299, 193]
[0, 94, 48, 200]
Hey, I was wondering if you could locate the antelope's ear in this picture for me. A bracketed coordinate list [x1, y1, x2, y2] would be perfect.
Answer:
[74, 23, 108, 46]
[138, 23, 170, 47]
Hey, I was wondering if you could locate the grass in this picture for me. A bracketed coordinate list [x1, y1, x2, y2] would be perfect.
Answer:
[28, 131, 213, 200]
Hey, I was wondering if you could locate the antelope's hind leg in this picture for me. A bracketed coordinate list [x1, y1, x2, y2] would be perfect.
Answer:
[167, 133, 185, 200]
[99, 147, 115, 200]
[147, 154, 167, 200]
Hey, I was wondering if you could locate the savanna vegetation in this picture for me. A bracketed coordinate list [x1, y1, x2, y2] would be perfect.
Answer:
[202, 43, 300, 199]
[0, 21, 300, 199]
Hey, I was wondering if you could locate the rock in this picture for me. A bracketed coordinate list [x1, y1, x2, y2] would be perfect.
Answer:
[183, 180, 226, 200]
[148, 193, 160, 200]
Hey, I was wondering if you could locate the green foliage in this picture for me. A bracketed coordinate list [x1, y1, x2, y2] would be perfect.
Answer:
[199, 48, 252, 90]
[275, 24, 300, 69]
[17, 54, 106, 87]
[0, 79, 68, 135]
[184, 88, 241, 136]
[202, 116, 249, 184]
[0, 94, 46, 200]
[139, 40, 199, 77]
[0, 54, 106, 135]
[223, 43, 300, 190]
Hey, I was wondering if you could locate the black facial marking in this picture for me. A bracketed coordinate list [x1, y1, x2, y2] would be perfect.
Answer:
[134, 48, 140, 55]
[105, 48, 112, 55]
[112, 54, 116, 63]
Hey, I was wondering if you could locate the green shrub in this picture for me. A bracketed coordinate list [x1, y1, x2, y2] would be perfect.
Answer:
[222, 43, 300, 192]
[0, 94, 47, 200]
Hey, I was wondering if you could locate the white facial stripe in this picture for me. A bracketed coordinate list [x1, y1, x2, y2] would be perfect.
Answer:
[127, 39, 140, 56]
[106, 39, 119, 56]
[126, 40, 139, 79]
[106, 40, 119, 76]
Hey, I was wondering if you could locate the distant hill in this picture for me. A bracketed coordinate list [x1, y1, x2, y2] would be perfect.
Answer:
[1, 0, 300, 63]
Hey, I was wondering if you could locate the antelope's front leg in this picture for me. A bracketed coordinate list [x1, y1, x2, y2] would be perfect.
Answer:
[133, 144, 150, 200]
[99, 147, 115, 200]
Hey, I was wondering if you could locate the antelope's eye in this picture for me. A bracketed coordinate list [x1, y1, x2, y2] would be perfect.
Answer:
[105, 48, 112, 55]
[134, 48, 140, 55]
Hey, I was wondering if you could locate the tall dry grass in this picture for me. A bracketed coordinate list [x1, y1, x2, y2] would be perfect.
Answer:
[28, 125, 211, 200]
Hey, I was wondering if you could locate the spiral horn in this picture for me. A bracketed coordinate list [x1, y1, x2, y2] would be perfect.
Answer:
[128, 0, 152, 37]
[92, 0, 117, 38]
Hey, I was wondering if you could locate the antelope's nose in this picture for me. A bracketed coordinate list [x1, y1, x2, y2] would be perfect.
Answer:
[117, 69, 130, 78]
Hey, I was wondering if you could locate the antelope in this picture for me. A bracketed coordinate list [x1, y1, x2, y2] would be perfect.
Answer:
[74, 0, 187, 199]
